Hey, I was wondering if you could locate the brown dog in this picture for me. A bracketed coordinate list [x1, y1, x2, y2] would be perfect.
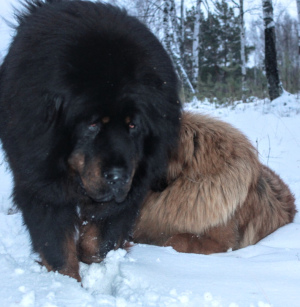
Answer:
[133, 112, 296, 254]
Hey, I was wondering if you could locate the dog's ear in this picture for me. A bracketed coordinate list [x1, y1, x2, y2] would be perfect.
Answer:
[45, 93, 64, 124]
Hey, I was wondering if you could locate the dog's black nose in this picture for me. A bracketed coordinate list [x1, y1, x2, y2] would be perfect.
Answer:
[103, 168, 129, 186]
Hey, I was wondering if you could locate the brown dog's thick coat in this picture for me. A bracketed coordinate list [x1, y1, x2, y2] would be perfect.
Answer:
[133, 112, 296, 254]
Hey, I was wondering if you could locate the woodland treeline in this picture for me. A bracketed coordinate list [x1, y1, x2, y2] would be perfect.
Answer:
[1, 0, 298, 103]
[130, 0, 300, 103]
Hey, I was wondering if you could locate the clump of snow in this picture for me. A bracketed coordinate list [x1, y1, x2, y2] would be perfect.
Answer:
[0, 95, 299, 306]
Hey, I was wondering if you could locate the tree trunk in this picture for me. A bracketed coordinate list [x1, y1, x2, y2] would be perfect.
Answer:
[262, 0, 283, 100]
[192, 0, 202, 89]
[169, 0, 182, 47]
[296, 0, 300, 96]
[180, 0, 185, 61]
[297, 0, 300, 59]
[163, 0, 195, 95]
[239, 0, 247, 103]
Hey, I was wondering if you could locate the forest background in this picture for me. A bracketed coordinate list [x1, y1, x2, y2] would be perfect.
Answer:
[115, 0, 299, 104]
[121, 0, 299, 104]
[0, 0, 299, 104]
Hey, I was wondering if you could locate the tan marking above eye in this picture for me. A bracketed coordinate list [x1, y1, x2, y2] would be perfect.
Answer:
[125, 116, 131, 125]
[68, 152, 85, 173]
[102, 117, 110, 124]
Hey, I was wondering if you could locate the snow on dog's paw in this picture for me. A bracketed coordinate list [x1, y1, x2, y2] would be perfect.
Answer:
[80, 249, 127, 295]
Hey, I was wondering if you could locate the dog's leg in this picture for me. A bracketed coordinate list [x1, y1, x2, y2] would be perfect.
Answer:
[78, 220, 102, 264]
[16, 188, 81, 281]
[164, 220, 238, 254]
[41, 234, 81, 282]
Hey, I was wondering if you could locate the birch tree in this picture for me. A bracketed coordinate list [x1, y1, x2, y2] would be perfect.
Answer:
[163, 0, 172, 53]
[163, 0, 195, 95]
[262, 0, 283, 100]
[192, 0, 202, 89]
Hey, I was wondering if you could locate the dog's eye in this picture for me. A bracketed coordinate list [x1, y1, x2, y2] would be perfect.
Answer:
[88, 123, 100, 133]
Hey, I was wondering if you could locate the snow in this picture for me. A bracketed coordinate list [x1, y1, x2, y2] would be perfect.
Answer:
[0, 92, 299, 306]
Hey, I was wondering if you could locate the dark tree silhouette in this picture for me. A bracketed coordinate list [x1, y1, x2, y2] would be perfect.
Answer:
[262, 0, 283, 100]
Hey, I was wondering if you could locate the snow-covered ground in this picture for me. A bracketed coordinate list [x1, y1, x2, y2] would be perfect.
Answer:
[0, 92, 299, 306]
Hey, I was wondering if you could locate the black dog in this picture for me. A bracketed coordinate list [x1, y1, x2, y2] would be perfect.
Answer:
[0, 0, 181, 281]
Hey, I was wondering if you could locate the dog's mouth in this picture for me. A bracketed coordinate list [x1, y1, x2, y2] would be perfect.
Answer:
[78, 176, 131, 204]
[89, 190, 128, 203]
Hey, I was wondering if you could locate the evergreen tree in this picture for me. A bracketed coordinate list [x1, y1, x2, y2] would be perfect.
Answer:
[196, 1, 247, 102]
[216, 1, 241, 70]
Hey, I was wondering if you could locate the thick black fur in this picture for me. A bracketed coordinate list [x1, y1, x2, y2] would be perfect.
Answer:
[0, 0, 181, 276]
